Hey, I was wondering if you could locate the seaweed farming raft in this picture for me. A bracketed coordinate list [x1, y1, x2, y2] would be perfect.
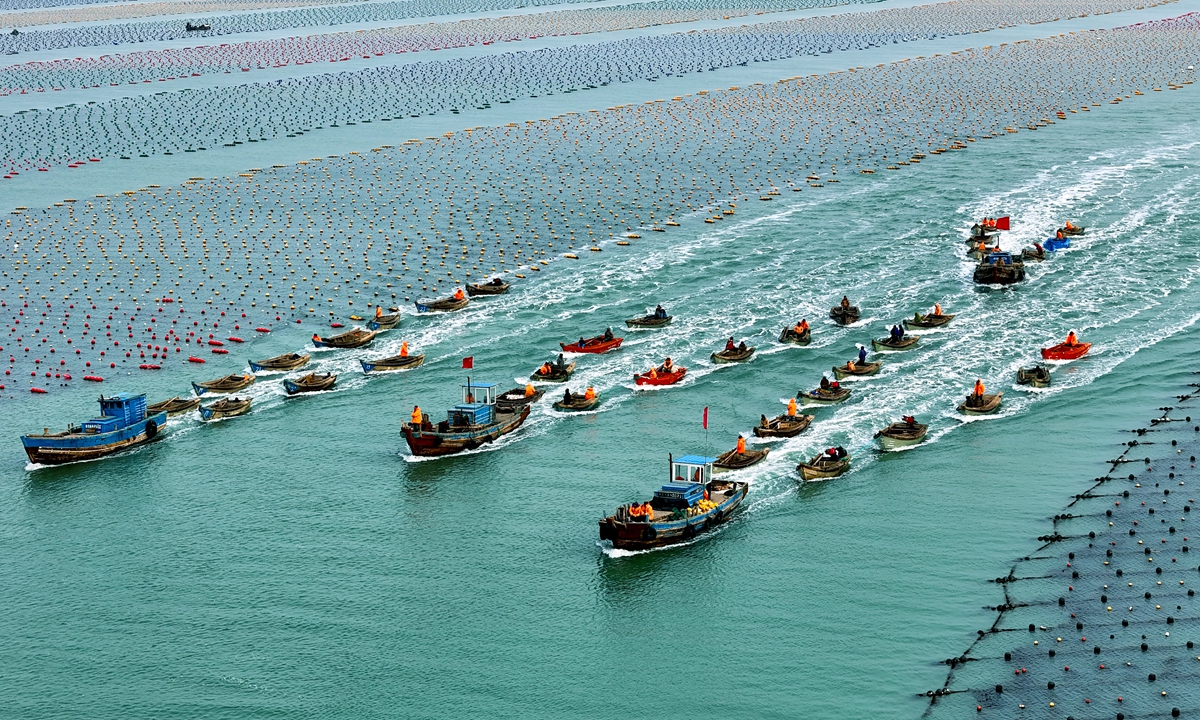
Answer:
[21, 393, 166, 465]
[402, 382, 530, 458]
[598, 454, 747, 551]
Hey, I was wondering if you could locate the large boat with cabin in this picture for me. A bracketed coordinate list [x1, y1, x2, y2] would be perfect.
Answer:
[598, 454, 748, 550]
[402, 382, 530, 457]
[21, 393, 167, 465]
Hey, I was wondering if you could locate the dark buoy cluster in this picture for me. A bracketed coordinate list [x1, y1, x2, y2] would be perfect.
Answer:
[923, 383, 1200, 718]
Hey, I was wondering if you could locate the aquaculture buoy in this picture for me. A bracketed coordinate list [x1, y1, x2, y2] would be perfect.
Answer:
[227, 337, 244, 343]
[212, 348, 228, 354]
[188, 356, 205, 363]
[255, 327, 270, 333]
[30, 387, 47, 393]
[84, 375, 103, 382]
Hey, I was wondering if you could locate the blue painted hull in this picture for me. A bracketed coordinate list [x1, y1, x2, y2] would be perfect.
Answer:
[21, 411, 167, 465]
[1044, 237, 1071, 251]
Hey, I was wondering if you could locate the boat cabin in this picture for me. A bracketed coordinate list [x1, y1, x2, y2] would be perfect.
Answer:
[653, 454, 715, 510]
[981, 251, 1016, 266]
[446, 382, 499, 427]
[82, 393, 148, 434]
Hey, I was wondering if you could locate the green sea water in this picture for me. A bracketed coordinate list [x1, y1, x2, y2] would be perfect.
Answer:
[2, 53, 1199, 720]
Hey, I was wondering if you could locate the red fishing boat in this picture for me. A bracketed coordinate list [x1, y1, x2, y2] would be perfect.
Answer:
[1040, 341, 1091, 360]
[561, 333, 623, 354]
[634, 367, 687, 386]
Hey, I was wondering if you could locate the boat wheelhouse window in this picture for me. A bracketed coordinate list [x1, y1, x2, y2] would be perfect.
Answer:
[671, 462, 711, 485]
[461, 383, 497, 405]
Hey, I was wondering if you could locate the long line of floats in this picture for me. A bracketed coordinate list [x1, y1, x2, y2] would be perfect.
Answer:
[19, 216, 1094, 551]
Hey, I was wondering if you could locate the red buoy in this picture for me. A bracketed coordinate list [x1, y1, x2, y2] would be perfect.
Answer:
[211, 348, 228, 354]
[227, 336, 244, 343]
[255, 327, 270, 333]
[31, 387, 47, 393]
[84, 375, 103, 382]
[188, 356, 205, 363]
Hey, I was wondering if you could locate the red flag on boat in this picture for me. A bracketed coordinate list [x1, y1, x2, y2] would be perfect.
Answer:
[462, 356, 473, 369]
[702, 406, 708, 429]
[995, 216, 1010, 231]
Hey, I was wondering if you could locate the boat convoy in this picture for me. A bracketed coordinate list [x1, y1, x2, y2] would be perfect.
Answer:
[20, 214, 1094, 551]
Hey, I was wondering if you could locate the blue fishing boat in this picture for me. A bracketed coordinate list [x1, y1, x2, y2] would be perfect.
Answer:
[402, 382, 530, 457]
[21, 393, 167, 466]
[1043, 236, 1071, 252]
[598, 454, 748, 550]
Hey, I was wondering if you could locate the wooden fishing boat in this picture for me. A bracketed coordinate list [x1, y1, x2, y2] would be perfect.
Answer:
[21, 393, 167, 465]
[283, 372, 337, 395]
[797, 386, 852, 406]
[402, 383, 530, 457]
[312, 328, 376, 349]
[967, 222, 1002, 243]
[753, 413, 814, 438]
[871, 335, 919, 351]
[798, 451, 851, 481]
[561, 334, 623, 354]
[1021, 246, 1046, 262]
[598, 454, 748, 550]
[191, 372, 255, 396]
[973, 251, 1025, 285]
[1041, 342, 1091, 361]
[711, 346, 755, 364]
[713, 446, 769, 472]
[495, 386, 545, 413]
[466, 280, 510, 296]
[634, 367, 687, 386]
[199, 396, 252, 421]
[415, 296, 469, 313]
[1059, 225, 1086, 236]
[778, 326, 811, 345]
[625, 314, 672, 328]
[903, 313, 954, 329]
[367, 308, 401, 330]
[360, 353, 424, 373]
[832, 360, 881, 380]
[248, 352, 310, 373]
[530, 360, 576, 382]
[147, 395, 201, 417]
[829, 305, 860, 325]
[875, 419, 928, 450]
[552, 390, 600, 411]
[1017, 365, 1051, 388]
[958, 391, 1003, 415]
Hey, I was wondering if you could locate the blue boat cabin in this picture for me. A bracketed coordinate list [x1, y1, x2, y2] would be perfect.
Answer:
[447, 382, 499, 427]
[83, 393, 148, 433]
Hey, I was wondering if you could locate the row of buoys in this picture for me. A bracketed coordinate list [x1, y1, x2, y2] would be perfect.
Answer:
[2, 2, 1191, 165]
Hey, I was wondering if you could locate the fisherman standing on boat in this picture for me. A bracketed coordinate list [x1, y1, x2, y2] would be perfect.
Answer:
[858, 345, 868, 365]
[787, 398, 798, 417]
[972, 379, 985, 407]
[903, 415, 917, 428]
[563, 388, 573, 403]
[934, 303, 942, 316]
[736, 435, 746, 454]
[411, 405, 422, 426]
[400, 341, 409, 357]
[556, 353, 566, 370]
[840, 295, 851, 310]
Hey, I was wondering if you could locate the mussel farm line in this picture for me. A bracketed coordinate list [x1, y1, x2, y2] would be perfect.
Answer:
[923, 378, 1200, 719]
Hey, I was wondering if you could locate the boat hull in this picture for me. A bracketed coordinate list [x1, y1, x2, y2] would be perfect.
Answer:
[625, 315, 672, 328]
[798, 457, 850, 481]
[360, 354, 425, 373]
[531, 361, 576, 383]
[466, 283, 509, 297]
[598, 482, 748, 550]
[147, 396, 201, 417]
[191, 374, 255, 396]
[871, 336, 919, 352]
[415, 297, 469, 313]
[711, 347, 755, 364]
[634, 368, 686, 386]
[402, 406, 530, 457]
[313, 329, 376, 349]
[753, 414, 814, 438]
[366, 314, 400, 331]
[877, 427, 927, 450]
[958, 392, 1003, 415]
[829, 307, 860, 325]
[778, 328, 811, 345]
[1017, 367, 1051, 388]
[249, 353, 311, 373]
[798, 388, 851, 406]
[903, 313, 954, 329]
[832, 362, 881, 380]
[199, 398, 252, 421]
[713, 447, 769, 472]
[973, 265, 1025, 284]
[21, 412, 167, 465]
[561, 337, 623, 354]
[1041, 342, 1091, 361]
[553, 397, 600, 412]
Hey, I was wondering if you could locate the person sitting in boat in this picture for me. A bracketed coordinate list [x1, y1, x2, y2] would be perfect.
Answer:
[725, 337, 736, 352]
[375, 305, 383, 318]
[312, 333, 321, 344]
[577, 336, 586, 348]
[563, 388, 573, 403]
[490, 277, 504, 286]
[1064, 221, 1076, 231]
[539, 362, 553, 376]
[840, 295, 851, 310]
[1065, 330, 1078, 346]
[648, 366, 658, 379]
[603, 327, 614, 341]
[934, 303, 942, 316]
[584, 386, 596, 401]
[976, 239, 988, 254]
[524, 383, 536, 397]
[760, 414, 769, 428]
[660, 357, 673, 372]
[903, 415, 917, 428]
[858, 345, 868, 365]
[846, 359, 857, 371]
[820, 375, 831, 390]
[835, 446, 847, 458]
[736, 435, 746, 454]
[556, 353, 566, 369]
[795, 318, 809, 334]
[1055, 229, 1064, 240]
[454, 287, 465, 301]
[738, 340, 747, 352]
[654, 304, 667, 319]
[411, 405, 422, 426]
[400, 341, 409, 357]
[787, 398, 798, 417]
[1033, 241, 1044, 254]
